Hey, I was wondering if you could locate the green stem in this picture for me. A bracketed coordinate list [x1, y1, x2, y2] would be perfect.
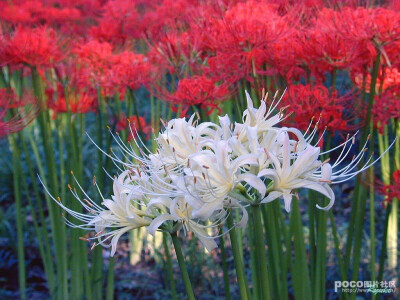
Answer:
[226, 213, 250, 300]
[290, 201, 311, 300]
[20, 133, 55, 294]
[349, 54, 381, 300]
[308, 191, 316, 285]
[219, 233, 231, 300]
[31, 68, 68, 299]
[329, 212, 346, 300]
[163, 234, 178, 300]
[106, 257, 115, 300]
[314, 198, 327, 300]
[9, 135, 26, 300]
[251, 205, 271, 300]
[332, 67, 337, 92]
[248, 210, 260, 299]
[170, 233, 195, 300]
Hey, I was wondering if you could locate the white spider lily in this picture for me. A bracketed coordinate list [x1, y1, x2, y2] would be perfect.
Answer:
[258, 131, 334, 212]
[233, 90, 288, 142]
[155, 116, 219, 168]
[44, 88, 394, 257]
[185, 140, 266, 218]
[43, 172, 151, 256]
[147, 196, 219, 252]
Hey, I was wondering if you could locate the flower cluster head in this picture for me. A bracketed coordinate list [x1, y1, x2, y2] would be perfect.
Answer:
[2, 26, 62, 68]
[377, 170, 400, 205]
[0, 88, 38, 137]
[51, 91, 389, 255]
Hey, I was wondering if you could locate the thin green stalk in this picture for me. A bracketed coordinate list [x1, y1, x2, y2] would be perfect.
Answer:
[235, 209, 244, 258]
[387, 122, 399, 270]
[272, 201, 289, 300]
[31, 68, 68, 299]
[290, 201, 311, 300]
[314, 198, 327, 300]
[308, 191, 317, 285]
[332, 67, 337, 92]
[219, 232, 231, 300]
[349, 72, 380, 300]
[262, 204, 282, 300]
[9, 136, 26, 300]
[251, 205, 271, 300]
[248, 210, 260, 300]
[163, 234, 178, 300]
[387, 197, 398, 269]
[369, 165, 376, 288]
[170, 233, 195, 300]
[106, 257, 115, 300]
[20, 133, 56, 294]
[226, 213, 250, 300]
[377, 205, 391, 283]
[345, 54, 380, 289]
[93, 90, 108, 298]
[329, 212, 346, 300]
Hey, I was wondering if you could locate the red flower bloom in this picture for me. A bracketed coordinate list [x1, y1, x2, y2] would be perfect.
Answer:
[199, 1, 295, 84]
[2, 26, 62, 68]
[206, 1, 291, 54]
[171, 76, 231, 115]
[0, 88, 38, 137]
[73, 40, 115, 95]
[116, 113, 151, 141]
[147, 30, 205, 78]
[328, 7, 400, 67]
[140, 0, 198, 41]
[378, 170, 400, 204]
[298, 9, 364, 75]
[90, 0, 143, 44]
[0, 1, 82, 25]
[373, 84, 400, 134]
[111, 51, 154, 97]
[205, 52, 255, 84]
[353, 67, 400, 94]
[282, 84, 354, 136]
[46, 84, 97, 119]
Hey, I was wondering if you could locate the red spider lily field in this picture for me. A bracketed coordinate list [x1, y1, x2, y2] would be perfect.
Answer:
[0, 0, 400, 299]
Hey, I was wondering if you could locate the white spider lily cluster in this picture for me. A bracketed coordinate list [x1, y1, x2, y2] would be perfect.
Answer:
[50, 91, 387, 255]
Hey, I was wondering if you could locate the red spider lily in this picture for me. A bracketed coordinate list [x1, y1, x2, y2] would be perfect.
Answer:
[377, 170, 400, 205]
[206, 1, 292, 53]
[205, 52, 256, 84]
[111, 51, 154, 97]
[272, 0, 323, 26]
[0, 1, 82, 25]
[74, 40, 113, 73]
[140, 0, 199, 42]
[115, 113, 151, 141]
[90, 0, 143, 44]
[352, 67, 400, 94]
[372, 84, 400, 134]
[146, 29, 205, 78]
[389, 0, 400, 11]
[266, 32, 306, 82]
[46, 84, 97, 119]
[171, 75, 231, 115]
[0, 88, 38, 137]
[297, 9, 364, 76]
[199, 1, 295, 84]
[282, 84, 354, 136]
[2, 26, 63, 68]
[328, 7, 400, 66]
[73, 40, 115, 96]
